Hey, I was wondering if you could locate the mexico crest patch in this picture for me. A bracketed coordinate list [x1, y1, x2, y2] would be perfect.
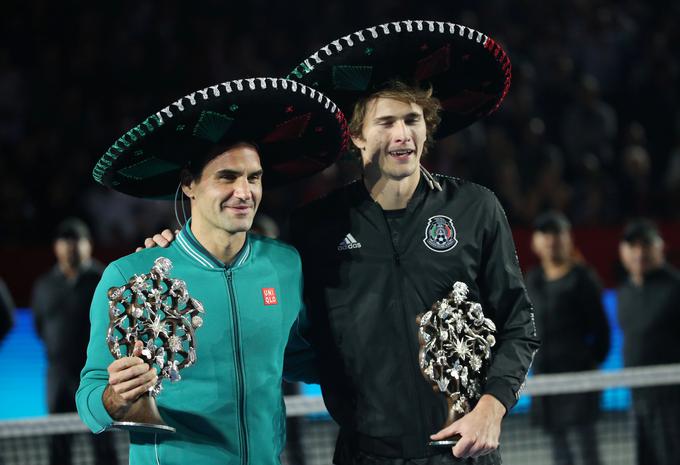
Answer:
[423, 215, 458, 252]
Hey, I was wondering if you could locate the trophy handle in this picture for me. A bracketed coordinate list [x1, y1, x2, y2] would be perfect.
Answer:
[109, 392, 176, 434]
[428, 396, 462, 448]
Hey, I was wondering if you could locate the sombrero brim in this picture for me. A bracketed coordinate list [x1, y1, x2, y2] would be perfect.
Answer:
[287, 20, 511, 138]
[93, 77, 349, 199]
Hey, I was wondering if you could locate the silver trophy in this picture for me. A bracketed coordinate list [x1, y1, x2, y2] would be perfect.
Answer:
[106, 257, 204, 433]
[416, 282, 496, 447]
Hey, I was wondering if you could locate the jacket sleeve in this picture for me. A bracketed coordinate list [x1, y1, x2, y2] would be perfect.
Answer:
[282, 248, 320, 384]
[283, 304, 320, 384]
[30, 279, 46, 340]
[0, 278, 14, 343]
[76, 262, 126, 433]
[581, 268, 610, 366]
[478, 194, 541, 413]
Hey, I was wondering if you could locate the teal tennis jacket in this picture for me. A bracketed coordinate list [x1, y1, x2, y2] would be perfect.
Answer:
[76, 223, 317, 465]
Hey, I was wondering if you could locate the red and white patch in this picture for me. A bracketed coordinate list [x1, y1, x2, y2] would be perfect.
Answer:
[261, 288, 278, 306]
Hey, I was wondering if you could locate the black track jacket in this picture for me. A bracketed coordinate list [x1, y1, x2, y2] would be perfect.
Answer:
[290, 175, 540, 462]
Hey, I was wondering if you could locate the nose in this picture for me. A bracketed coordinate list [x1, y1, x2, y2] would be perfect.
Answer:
[233, 177, 253, 201]
[391, 120, 411, 144]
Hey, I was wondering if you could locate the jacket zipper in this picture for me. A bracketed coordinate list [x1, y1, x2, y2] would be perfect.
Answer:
[227, 270, 248, 465]
[381, 212, 428, 444]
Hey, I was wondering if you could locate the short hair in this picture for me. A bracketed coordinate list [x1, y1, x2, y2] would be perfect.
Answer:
[348, 81, 442, 157]
[55, 218, 91, 241]
[183, 141, 260, 185]
[621, 218, 662, 244]
[533, 211, 571, 234]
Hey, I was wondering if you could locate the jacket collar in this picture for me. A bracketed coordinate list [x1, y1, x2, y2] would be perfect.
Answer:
[175, 219, 251, 270]
[351, 174, 429, 216]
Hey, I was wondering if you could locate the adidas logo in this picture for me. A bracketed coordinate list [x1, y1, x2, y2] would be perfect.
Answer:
[337, 233, 362, 251]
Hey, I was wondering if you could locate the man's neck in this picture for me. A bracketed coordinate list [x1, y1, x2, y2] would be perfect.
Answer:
[363, 169, 421, 210]
[541, 259, 572, 281]
[58, 263, 81, 280]
[190, 220, 246, 265]
[630, 273, 644, 286]
[630, 263, 664, 287]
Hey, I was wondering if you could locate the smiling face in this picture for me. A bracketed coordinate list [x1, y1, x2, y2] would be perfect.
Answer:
[182, 143, 263, 235]
[352, 97, 427, 181]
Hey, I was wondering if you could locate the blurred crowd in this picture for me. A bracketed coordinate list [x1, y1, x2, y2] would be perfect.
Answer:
[1, 0, 679, 246]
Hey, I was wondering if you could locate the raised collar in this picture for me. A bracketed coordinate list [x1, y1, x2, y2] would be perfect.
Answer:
[175, 220, 251, 270]
[351, 174, 429, 215]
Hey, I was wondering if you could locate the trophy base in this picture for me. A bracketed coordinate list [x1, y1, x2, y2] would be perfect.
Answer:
[110, 421, 176, 434]
[428, 439, 459, 447]
[108, 392, 175, 434]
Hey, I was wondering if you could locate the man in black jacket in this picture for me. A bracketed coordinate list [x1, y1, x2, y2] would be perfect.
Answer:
[526, 211, 609, 465]
[288, 21, 540, 465]
[32, 219, 117, 465]
[617, 219, 680, 465]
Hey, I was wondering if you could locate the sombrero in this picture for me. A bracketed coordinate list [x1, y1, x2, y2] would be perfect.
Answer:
[287, 20, 511, 138]
[93, 77, 349, 198]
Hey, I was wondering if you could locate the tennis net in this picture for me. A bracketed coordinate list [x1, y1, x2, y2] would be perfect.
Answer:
[1, 363, 679, 465]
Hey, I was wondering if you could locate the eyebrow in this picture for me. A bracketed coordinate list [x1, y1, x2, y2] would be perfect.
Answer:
[215, 169, 264, 177]
[373, 112, 422, 123]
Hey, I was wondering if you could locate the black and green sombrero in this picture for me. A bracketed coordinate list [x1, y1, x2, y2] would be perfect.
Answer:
[93, 77, 349, 198]
[287, 20, 512, 138]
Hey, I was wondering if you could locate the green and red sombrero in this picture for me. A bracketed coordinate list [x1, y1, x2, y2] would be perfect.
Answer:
[287, 20, 512, 138]
[93, 77, 349, 199]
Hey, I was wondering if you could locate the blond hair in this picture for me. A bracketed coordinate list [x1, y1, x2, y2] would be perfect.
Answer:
[348, 81, 442, 157]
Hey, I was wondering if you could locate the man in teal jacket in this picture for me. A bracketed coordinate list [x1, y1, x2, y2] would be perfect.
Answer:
[76, 77, 348, 465]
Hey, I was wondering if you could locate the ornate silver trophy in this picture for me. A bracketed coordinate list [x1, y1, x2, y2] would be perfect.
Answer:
[416, 282, 496, 447]
[106, 257, 204, 433]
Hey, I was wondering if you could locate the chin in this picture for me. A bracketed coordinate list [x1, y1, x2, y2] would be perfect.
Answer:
[388, 165, 418, 180]
[223, 219, 254, 234]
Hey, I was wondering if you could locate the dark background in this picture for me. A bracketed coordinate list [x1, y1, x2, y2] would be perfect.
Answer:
[1, 0, 679, 304]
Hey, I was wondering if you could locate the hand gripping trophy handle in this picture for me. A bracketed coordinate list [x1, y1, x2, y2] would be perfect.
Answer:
[106, 257, 204, 434]
[416, 282, 496, 448]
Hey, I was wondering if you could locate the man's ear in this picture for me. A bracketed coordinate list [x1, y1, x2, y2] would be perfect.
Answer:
[180, 169, 195, 198]
[618, 242, 626, 261]
[530, 232, 540, 256]
[351, 134, 366, 151]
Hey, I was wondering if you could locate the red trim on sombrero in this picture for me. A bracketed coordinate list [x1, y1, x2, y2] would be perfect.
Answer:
[262, 112, 312, 143]
[484, 37, 512, 114]
[334, 109, 350, 151]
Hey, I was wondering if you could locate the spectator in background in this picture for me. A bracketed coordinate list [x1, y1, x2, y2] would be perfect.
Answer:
[618, 144, 656, 218]
[526, 211, 609, 465]
[663, 115, 680, 219]
[0, 277, 14, 345]
[31, 218, 117, 465]
[617, 219, 680, 465]
[569, 153, 620, 225]
[561, 74, 617, 170]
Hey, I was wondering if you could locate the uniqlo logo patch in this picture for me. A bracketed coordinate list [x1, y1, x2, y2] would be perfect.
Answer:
[261, 288, 278, 306]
